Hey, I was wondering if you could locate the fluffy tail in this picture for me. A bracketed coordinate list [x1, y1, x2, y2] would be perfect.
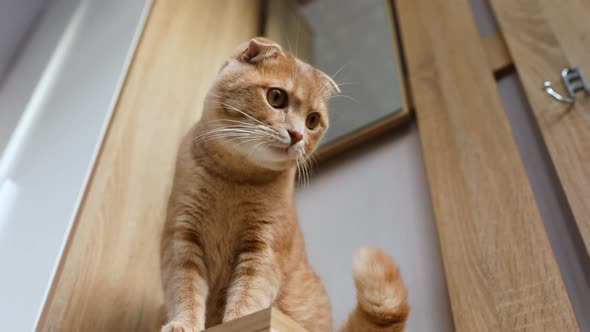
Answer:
[339, 246, 409, 332]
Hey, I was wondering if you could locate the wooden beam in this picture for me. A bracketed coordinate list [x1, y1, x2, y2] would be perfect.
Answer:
[396, 0, 578, 330]
[37, 1, 260, 331]
[482, 31, 513, 74]
[491, 0, 590, 262]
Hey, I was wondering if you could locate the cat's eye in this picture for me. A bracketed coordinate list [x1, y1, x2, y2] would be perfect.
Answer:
[306, 112, 321, 130]
[267, 88, 288, 109]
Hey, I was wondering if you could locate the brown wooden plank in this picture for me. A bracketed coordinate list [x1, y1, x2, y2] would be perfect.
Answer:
[491, 0, 590, 260]
[37, 1, 260, 331]
[482, 31, 513, 74]
[396, 0, 579, 330]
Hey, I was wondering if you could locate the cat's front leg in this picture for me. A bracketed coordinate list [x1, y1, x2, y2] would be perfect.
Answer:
[222, 244, 282, 322]
[161, 231, 209, 332]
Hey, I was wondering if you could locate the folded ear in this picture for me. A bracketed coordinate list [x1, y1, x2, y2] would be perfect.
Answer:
[240, 38, 283, 63]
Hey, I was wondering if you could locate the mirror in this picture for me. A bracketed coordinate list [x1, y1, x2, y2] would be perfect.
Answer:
[265, 0, 409, 159]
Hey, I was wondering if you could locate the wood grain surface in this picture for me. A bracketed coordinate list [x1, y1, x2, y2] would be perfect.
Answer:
[491, 0, 590, 262]
[204, 308, 307, 332]
[37, 1, 260, 331]
[397, 0, 579, 330]
[482, 31, 513, 74]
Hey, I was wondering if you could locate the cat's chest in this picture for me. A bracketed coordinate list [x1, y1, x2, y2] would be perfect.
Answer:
[199, 192, 280, 273]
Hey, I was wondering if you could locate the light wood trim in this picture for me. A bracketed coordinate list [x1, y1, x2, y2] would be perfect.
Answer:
[316, 111, 410, 161]
[397, 0, 578, 330]
[205, 308, 307, 332]
[482, 31, 513, 74]
[37, 1, 261, 331]
[387, 0, 412, 123]
[491, 0, 590, 261]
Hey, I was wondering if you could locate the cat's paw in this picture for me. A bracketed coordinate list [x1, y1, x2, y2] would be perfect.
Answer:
[223, 307, 260, 323]
[222, 309, 246, 323]
[160, 321, 200, 332]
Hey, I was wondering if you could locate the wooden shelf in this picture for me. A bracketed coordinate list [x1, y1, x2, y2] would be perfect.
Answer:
[204, 308, 307, 332]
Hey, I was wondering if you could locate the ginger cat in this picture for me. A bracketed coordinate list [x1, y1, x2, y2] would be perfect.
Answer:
[160, 38, 409, 332]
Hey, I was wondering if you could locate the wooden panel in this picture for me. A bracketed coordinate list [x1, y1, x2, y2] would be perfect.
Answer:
[396, 0, 578, 330]
[491, 0, 590, 260]
[482, 31, 513, 74]
[205, 308, 307, 332]
[37, 1, 260, 331]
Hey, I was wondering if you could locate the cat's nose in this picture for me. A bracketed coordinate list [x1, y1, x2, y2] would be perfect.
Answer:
[287, 129, 303, 146]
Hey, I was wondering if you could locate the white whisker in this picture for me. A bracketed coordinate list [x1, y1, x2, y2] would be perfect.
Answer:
[318, 82, 355, 101]
[314, 65, 348, 101]
[330, 65, 346, 81]
[209, 119, 282, 138]
[328, 94, 359, 104]
[296, 159, 303, 187]
[302, 156, 310, 189]
[295, 24, 300, 59]
[301, 149, 317, 190]
[335, 82, 356, 88]
[231, 137, 264, 150]
[193, 133, 253, 145]
[207, 92, 269, 127]
[247, 141, 271, 159]
[192, 127, 253, 142]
